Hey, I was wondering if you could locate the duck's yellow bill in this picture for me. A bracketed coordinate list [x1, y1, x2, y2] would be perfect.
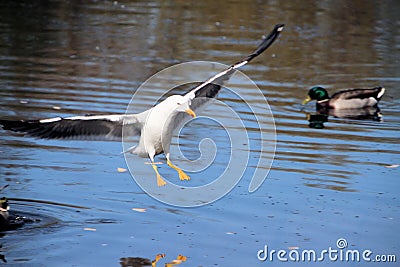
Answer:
[302, 96, 312, 105]
[185, 108, 196, 118]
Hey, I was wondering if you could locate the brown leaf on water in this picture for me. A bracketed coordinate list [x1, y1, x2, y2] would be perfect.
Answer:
[83, 227, 96, 231]
[132, 208, 146, 213]
[225, 232, 236, 235]
[117, 167, 127, 172]
[385, 164, 399, 168]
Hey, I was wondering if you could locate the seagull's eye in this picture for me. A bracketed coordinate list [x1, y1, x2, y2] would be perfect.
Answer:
[177, 102, 181, 105]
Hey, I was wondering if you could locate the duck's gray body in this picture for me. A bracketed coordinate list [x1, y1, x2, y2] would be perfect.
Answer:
[319, 87, 385, 109]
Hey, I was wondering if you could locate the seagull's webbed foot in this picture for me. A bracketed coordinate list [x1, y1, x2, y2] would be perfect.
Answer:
[157, 174, 167, 187]
[167, 160, 190, 181]
[152, 164, 167, 186]
[177, 169, 190, 181]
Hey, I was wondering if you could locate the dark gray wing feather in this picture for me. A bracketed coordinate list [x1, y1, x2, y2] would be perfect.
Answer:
[0, 114, 142, 141]
[183, 23, 284, 102]
[173, 24, 284, 130]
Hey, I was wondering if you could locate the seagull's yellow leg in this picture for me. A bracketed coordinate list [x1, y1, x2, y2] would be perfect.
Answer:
[167, 160, 190, 181]
[151, 253, 165, 267]
[152, 163, 166, 186]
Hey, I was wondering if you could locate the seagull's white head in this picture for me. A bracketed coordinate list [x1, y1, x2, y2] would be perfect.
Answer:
[165, 95, 196, 118]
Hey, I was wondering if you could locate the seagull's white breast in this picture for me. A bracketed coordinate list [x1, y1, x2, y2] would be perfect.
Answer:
[140, 98, 180, 156]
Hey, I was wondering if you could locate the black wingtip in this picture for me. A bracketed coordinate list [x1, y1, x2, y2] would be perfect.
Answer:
[274, 23, 285, 32]
[0, 119, 39, 133]
[243, 23, 285, 63]
[0, 119, 23, 131]
[263, 24, 285, 42]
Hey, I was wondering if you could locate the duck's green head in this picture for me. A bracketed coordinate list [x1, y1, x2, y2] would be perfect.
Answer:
[302, 86, 330, 105]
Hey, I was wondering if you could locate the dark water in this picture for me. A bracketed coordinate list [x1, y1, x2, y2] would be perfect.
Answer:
[0, 1, 399, 266]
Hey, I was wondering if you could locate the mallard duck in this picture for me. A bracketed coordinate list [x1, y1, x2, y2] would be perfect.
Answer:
[302, 86, 385, 109]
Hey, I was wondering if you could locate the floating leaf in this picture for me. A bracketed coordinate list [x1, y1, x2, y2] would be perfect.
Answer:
[132, 208, 146, 213]
[385, 164, 399, 169]
[117, 167, 127, 173]
[83, 227, 96, 231]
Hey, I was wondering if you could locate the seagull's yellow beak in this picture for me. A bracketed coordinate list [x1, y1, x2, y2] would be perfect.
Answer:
[302, 96, 312, 105]
[185, 108, 196, 118]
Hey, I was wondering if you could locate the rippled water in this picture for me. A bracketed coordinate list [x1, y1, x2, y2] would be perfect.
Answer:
[0, 1, 399, 266]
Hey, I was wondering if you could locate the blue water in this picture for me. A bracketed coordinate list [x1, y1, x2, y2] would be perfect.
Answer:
[0, 1, 399, 266]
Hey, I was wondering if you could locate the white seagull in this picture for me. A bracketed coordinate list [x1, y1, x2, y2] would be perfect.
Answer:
[0, 24, 284, 186]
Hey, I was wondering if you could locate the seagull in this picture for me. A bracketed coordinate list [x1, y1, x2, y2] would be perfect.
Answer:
[0, 24, 284, 186]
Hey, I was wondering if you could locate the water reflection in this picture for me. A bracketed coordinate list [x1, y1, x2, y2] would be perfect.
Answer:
[120, 254, 186, 267]
[303, 177, 357, 192]
[324, 107, 382, 121]
[305, 106, 382, 129]
[120, 257, 152, 267]
[306, 113, 328, 129]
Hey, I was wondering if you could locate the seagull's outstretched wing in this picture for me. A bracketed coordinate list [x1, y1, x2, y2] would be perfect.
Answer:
[1, 24, 284, 141]
[0, 113, 145, 141]
[183, 23, 285, 104]
[169, 24, 284, 131]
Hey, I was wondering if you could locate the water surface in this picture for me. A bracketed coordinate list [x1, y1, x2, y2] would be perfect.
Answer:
[0, 1, 399, 266]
